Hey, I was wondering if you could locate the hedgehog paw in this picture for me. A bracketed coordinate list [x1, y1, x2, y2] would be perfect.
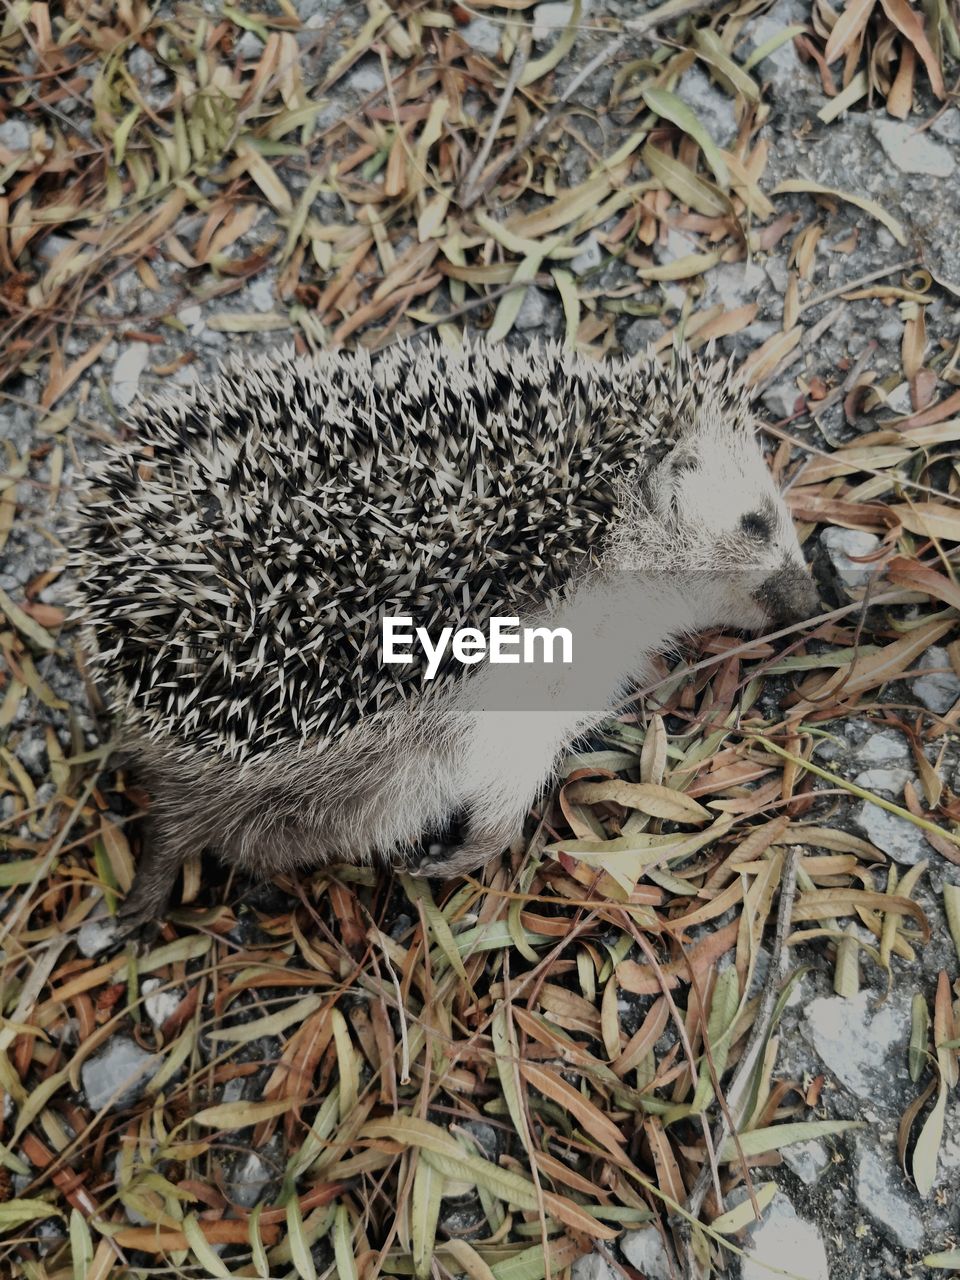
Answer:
[409, 821, 511, 879]
[113, 903, 164, 949]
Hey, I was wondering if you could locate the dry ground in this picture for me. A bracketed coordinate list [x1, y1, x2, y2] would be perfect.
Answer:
[1, 2, 959, 1278]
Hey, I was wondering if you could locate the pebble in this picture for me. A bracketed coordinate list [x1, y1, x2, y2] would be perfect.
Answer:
[514, 285, 551, 331]
[346, 60, 383, 96]
[246, 277, 276, 313]
[852, 767, 912, 796]
[820, 527, 880, 591]
[228, 1150, 272, 1209]
[741, 1193, 829, 1280]
[14, 730, 46, 777]
[855, 1141, 924, 1250]
[745, 0, 808, 85]
[532, 2, 586, 42]
[620, 1227, 671, 1278]
[762, 380, 801, 421]
[674, 64, 737, 148]
[460, 18, 501, 57]
[804, 989, 910, 1103]
[876, 311, 903, 342]
[81, 1038, 160, 1111]
[782, 1138, 831, 1186]
[707, 261, 766, 311]
[857, 801, 932, 865]
[0, 119, 30, 151]
[930, 106, 960, 145]
[77, 915, 120, 958]
[236, 30, 265, 61]
[854, 731, 908, 766]
[873, 121, 955, 178]
[298, 0, 339, 18]
[110, 343, 150, 409]
[911, 645, 960, 715]
[884, 381, 912, 414]
[220, 1077, 246, 1106]
[570, 234, 602, 274]
[572, 1251, 621, 1280]
[656, 226, 700, 266]
[178, 304, 205, 336]
[141, 978, 183, 1029]
[127, 46, 165, 87]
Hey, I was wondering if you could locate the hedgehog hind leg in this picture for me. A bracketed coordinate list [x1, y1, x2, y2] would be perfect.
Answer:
[408, 811, 518, 879]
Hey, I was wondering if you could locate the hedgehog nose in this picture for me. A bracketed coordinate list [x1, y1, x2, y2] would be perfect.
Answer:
[753, 561, 820, 626]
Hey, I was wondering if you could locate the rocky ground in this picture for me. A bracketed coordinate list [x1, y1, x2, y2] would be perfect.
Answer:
[1, 1, 959, 1278]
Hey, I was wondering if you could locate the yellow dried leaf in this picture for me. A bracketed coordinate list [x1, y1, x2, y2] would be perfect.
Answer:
[773, 179, 908, 245]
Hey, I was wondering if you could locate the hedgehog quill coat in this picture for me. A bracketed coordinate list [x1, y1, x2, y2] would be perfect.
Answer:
[73, 340, 819, 925]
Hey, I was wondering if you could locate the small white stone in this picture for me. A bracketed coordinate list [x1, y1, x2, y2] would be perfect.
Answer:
[674, 64, 737, 148]
[855, 1142, 924, 1250]
[346, 61, 384, 96]
[741, 1193, 829, 1280]
[707, 260, 766, 311]
[931, 105, 960, 145]
[620, 1228, 671, 1278]
[876, 312, 902, 342]
[747, 6, 804, 81]
[236, 30, 264, 60]
[461, 18, 501, 57]
[141, 978, 182, 1029]
[874, 120, 955, 177]
[571, 1250, 621, 1280]
[853, 767, 912, 796]
[77, 916, 120, 958]
[912, 645, 960, 714]
[514, 285, 550, 331]
[858, 801, 930, 864]
[570, 234, 602, 275]
[656, 227, 700, 265]
[762, 381, 800, 421]
[820, 527, 880, 590]
[247, 277, 275, 313]
[804, 989, 910, 1100]
[230, 1150, 272, 1209]
[220, 1078, 246, 1105]
[883, 381, 912, 413]
[532, 2, 585, 42]
[110, 343, 150, 409]
[855, 731, 908, 766]
[81, 1038, 160, 1111]
[128, 47, 165, 87]
[0, 119, 30, 151]
[781, 1138, 831, 1186]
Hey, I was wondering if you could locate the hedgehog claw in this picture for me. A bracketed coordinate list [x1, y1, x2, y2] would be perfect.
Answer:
[113, 905, 163, 950]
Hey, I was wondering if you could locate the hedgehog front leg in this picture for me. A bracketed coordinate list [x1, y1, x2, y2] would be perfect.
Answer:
[116, 812, 187, 936]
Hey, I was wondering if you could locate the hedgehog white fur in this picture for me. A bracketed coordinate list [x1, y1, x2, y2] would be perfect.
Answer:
[72, 338, 819, 926]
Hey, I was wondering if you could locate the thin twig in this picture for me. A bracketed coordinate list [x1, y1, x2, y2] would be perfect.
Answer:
[459, 31, 532, 209]
[798, 257, 921, 314]
[469, 0, 724, 205]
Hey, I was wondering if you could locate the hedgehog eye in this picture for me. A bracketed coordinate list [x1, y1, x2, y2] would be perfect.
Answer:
[740, 512, 771, 539]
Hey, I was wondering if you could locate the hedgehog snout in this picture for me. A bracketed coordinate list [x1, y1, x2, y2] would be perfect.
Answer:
[752, 559, 820, 627]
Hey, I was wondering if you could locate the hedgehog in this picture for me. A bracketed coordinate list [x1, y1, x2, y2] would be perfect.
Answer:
[71, 338, 819, 928]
